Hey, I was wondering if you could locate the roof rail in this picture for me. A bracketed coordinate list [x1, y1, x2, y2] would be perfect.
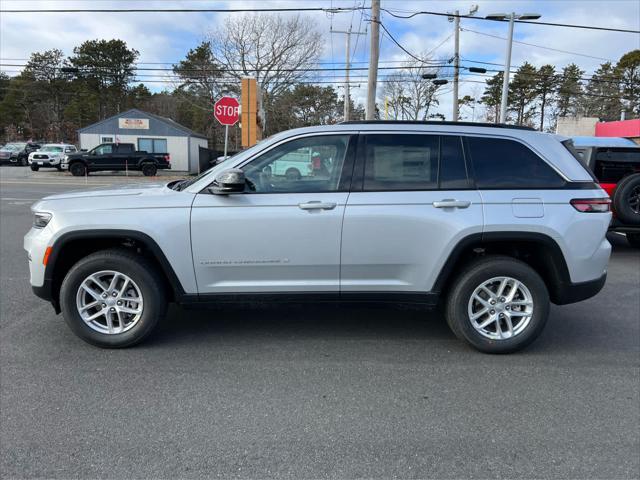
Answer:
[339, 120, 537, 131]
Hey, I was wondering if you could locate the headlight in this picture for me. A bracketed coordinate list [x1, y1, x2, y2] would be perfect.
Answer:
[33, 212, 52, 228]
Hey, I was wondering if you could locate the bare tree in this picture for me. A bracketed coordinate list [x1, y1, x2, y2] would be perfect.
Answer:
[207, 14, 323, 98]
[381, 57, 442, 120]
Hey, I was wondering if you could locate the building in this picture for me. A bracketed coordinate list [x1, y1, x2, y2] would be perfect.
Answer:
[557, 117, 640, 145]
[556, 117, 599, 137]
[77, 109, 208, 172]
[595, 119, 640, 144]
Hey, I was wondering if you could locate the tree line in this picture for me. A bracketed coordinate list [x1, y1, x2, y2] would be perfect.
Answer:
[478, 50, 639, 130]
[0, 12, 637, 147]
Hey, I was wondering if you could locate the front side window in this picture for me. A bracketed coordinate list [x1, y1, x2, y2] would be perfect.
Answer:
[363, 134, 439, 191]
[467, 136, 565, 188]
[242, 135, 350, 193]
[94, 145, 113, 155]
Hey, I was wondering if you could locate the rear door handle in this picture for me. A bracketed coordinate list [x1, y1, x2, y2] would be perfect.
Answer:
[298, 201, 337, 211]
[432, 199, 472, 209]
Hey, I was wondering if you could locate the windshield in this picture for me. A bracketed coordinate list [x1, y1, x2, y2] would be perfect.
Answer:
[1, 143, 25, 151]
[40, 146, 64, 152]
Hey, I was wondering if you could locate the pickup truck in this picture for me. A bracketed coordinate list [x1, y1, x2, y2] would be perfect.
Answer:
[61, 143, 171, 176]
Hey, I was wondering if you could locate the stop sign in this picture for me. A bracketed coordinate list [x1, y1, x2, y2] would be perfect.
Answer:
[214, 96, 240, 126]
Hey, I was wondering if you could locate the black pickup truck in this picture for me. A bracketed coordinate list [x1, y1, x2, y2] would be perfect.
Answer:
[61, 143, 171, 176]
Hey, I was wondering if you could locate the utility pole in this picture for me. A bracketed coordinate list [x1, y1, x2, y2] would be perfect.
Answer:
[452, 10, 460, 122]
[366, 0, 380, 120]
[499, 13, 515, 124]
[332, 27, 366, 121]
[486, 11, 541, 123]
[450, 6, 478, 122]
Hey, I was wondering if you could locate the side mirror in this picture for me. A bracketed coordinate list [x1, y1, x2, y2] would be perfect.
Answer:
[209, 168, 246, 194]
[81, 149, 88, 152]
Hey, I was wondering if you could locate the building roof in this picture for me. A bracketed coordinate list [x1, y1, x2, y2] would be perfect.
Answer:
[77, 108, 207, 139]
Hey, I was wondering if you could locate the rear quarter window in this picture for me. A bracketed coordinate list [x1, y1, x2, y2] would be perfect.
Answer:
[466, 136, 565, 189]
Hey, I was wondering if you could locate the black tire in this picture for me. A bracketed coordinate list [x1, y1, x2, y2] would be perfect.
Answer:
[56, 165, 63, 172]
[141, 163, 157, 177]
[69, 162, 87, 177]
[445, 255, 550, 354]
[59, 249, 167, 348]
[285, 168, 301, 180]
[627, 233, 640, 248]
[19, 156, 28, 166]
[30, 164, 39, 171]
[613, 173, 640, 225]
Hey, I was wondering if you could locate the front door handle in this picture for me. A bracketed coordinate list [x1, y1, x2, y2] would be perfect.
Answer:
[432, 199, 472, 209]
[298, 201, 337, 211]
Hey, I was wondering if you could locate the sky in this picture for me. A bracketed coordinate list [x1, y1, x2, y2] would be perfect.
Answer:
[1, 0, 639, 121]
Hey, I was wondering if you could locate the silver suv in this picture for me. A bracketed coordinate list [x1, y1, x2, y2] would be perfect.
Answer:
[24, 122, 612, 353]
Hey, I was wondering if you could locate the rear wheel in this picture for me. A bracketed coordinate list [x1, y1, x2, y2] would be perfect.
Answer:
[141, 163, 157, 177]
[60, 249, 166, 348]
[19, 156, 28, 166]
[613, 173, 640, 225]
[285, 168, 301, 181]
[69, 162, 87, 177]
[445, 256, 550, 354]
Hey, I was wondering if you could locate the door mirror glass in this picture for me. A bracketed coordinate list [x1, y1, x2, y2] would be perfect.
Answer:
[209, 168, 246, 194]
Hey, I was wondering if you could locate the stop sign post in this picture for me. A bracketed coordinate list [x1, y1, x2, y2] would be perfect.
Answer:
[214, 97, 240, 161]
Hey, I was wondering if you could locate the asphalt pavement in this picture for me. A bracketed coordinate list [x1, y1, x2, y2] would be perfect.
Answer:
[1, 166, 639, 479]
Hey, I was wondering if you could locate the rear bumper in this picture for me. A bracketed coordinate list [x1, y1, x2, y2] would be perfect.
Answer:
[553, 273, 607, 305]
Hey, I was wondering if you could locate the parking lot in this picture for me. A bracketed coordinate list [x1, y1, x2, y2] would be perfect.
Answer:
[1, 165, 638, 478]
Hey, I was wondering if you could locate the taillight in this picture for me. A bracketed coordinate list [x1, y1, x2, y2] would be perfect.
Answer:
[570, 198, 611, 213]
[164, 154, 170, 162]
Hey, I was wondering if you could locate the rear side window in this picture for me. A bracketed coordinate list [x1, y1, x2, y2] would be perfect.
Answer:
[117, 144, 135, 153]
[467, 137, 565, 188]
[364, 134, 438, 190]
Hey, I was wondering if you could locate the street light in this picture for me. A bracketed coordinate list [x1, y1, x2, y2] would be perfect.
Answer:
[486, 12, 541, 123]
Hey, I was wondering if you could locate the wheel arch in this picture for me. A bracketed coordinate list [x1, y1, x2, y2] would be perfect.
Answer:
[432, 232, 572, 305]
[42, 229, 186, 313]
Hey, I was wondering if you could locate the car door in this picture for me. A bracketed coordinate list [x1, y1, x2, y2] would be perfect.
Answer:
[190, 133, 356, 295]
[340, 133, 484, 296]
[88, 144, 113, 169]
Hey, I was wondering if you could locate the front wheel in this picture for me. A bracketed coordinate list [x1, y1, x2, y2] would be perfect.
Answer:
[60, 249, 167, 348]
[30, 164, 39, 171]
[19, 156, 28, 166]
[69, 162, 87, 176]
[445, 256, 550, 354]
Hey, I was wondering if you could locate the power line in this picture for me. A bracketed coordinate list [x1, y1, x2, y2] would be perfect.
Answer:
[461, 28, 615, 62]
[380, 7, 640, 34]
[0, 6, 366, 13]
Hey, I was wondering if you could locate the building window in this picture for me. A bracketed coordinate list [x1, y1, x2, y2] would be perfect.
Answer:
[101, 136, 114, 143]
[138, 138, 168, 153]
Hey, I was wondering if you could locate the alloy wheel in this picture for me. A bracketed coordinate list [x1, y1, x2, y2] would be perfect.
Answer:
[75, 270, 144, 334]
[467, 276, 534, 340]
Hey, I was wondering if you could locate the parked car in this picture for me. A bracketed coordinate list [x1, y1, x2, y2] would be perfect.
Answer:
[25, 121, 611, 353]
[29, 143, 77, 171]
[61, 143, 171, 176]
[570, 136, 640, 247]
[0, 142, 41, 166]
